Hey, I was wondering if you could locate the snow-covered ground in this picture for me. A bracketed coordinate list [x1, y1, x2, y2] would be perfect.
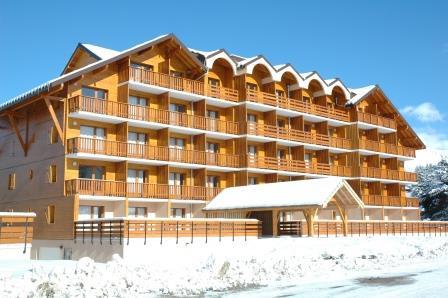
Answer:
[1, 236, 448, 297]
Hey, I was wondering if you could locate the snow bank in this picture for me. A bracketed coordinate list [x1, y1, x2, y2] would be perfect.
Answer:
[1, 237, 448, 297]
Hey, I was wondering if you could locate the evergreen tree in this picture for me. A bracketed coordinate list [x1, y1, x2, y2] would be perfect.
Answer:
[410, 159, 448, 220]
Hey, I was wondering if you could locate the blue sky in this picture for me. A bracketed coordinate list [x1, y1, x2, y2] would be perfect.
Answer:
[1, 0, 447, 154]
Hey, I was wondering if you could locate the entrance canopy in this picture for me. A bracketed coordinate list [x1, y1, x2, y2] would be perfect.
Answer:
[203, 177, 364, 212]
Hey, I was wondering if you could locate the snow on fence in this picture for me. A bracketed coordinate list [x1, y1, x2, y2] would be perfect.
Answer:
[74, 218, 261, 245]
[0, 212, 35, 252]
[279, 220, 448, 237]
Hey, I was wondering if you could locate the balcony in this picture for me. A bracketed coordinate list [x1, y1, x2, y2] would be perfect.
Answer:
[361, 195, 402, 207]
[246, 156, 331, 175]
[330, 165, 352, 177]
[357, 111, 397, 130]
[359, 139, 416, 158]
[67, 137, 240, 168]
[406, 197, 420, 207]
[68, 96, 239, 135]
[245, 89, 350, 122]
[66, 179, 221, 201]
[360, 167, 417, 182]
[127, 66, 239, 102]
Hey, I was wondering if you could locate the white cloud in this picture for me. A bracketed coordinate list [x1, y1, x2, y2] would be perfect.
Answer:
[405, 128, 448, 171]
[401, 102, 443, 122]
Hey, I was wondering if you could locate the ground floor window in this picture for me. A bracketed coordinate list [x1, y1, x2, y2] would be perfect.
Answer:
[170, 208, 186, 218]
[128, 206, 147, 218]
[78, 205, 104, 220]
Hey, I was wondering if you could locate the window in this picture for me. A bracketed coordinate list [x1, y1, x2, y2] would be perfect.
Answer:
[128, 132, 147, 144]
[304, 153, 312, 168]
[28, 169, 33, 180]
[170, 70, 183, 78]
[275, 90, 285, 98]
[207, 142, 219, 153]
[304, 124, 311, 132]
[248, 177, 258, 185]
[49, 165, 57, 183]
[81, 87, 107, 100]
[46, 205, 55, 224]
[248, 145, 257, 156]
[128, 207, 147, 218]
[207, 176, 220, 188]
[169, 137, 185, 149]
[277, 119, 285, 128]
[247, 114, 257, 123]
[246, 83, 258, 91]
[50, 125, 58, 144]
[277, 149, 286, 159]
[170, 208, 186, 218]
[8, 173, 15, 190]
[131, 62, 153, 71]
[78, 205, 104, 220]
[169, 103, 186, 113]
[169, 172, 185, 185]
[128, 96, 147, 107]
[79, 166, 104, 180]
[207, 110, 219, 119]
[80, 126, 106, 139]
[208, 78, 220, 87]
[303, 96, 311, 104]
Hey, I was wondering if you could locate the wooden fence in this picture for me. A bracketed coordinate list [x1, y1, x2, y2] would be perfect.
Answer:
[279, 220, 448, 237]
[74, 218, 261, 245]
[0, 212, 35, 252]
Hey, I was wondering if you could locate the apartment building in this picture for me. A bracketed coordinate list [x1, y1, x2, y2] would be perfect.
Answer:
[0, 34, 425, 257]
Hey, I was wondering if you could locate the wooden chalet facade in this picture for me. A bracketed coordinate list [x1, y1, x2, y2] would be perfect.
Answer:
[0, 34, 427, 258]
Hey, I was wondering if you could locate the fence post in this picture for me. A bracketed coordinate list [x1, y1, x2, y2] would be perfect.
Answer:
[191, 221, 194, 244]
[127, 221, 130, 245]
[176, 221, 179, 244]
[99, 222, 102, 245]
[74, 221, 77, 244]
[23, 217, 30, 254]
[82, 223, 85, 244]
[109, 220, 112, 245]
[119, 220, 122, 245]
[144, 221, 147, 245]
[160, 221, 163, 245]
[326, 222, 329, 238]
[205, 221, 208, 244]
[219, 221, 222, 242]
[232, 222, 235, 242]
[91, 222, 94, 245]
[245, 222, 247, 241]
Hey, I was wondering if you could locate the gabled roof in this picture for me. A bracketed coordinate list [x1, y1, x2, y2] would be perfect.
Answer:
[0, 33, 207, 113]
[346, 85, 377, 106]
[203, 178, 364, 211]
[82, 44, 120, 60]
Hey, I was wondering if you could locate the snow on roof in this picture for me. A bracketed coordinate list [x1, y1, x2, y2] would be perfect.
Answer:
[0, 34, 207, 113]
[81, 43, 120, 60]
[0, 212, 36, 217]
[203, 178, 363, 211]
[300, 72, 314, 79]
[325, 78, 337, 85]
[188, 48, 220, 57]
[346, 85, 377, 106]
[274, 64, 287, 70]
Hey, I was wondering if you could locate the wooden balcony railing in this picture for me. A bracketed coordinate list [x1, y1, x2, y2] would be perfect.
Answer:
[406, 197, 420, 207]
[360, 167, 417, 182]
[0, 212, 35, 248]
[280, 220, 448, 237]
[330, 165, 352, 177]
[245, 89, 350, 122]
[74, 218, 261, 244]
[357, 111, 397, 130]
[246, 156, 331, 175]
[359, 139, 416, 158]
[128, 67, 239, 102]
[361, 195, 402, 207]
[68, 96, 239, 135]
[66, 179, 222, 201]
[67, 137, 240, 168]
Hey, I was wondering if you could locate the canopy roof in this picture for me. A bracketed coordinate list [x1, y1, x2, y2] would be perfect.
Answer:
[203, 178, 364, 212]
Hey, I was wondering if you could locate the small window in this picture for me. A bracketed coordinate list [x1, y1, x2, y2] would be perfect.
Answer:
[247, 114, 257, 123]
[46, 205, 55, 224]
[246, 83, 258, 91]
[49, 165, 57, 183]
[8, 173, 16, 190]
[131, 62, 153, 71]
[275, 90, 285, 98]
[81, 87, 107, 100]
[50, 126, 59, 144]
[170, 208, 186, 218]
[28, 169, 33, 180]
[208, 78, 220, 87]
[170, 70, 184, 78]
[169, 103, 186, 113]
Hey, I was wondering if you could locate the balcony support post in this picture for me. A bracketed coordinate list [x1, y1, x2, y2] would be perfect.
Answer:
[44, 97, 64, 144]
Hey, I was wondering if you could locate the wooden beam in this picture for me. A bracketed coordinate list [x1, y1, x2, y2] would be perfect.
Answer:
[7, 112, 27, 155]
[44, 97, 64, 144]
[303, 208, 318, 237]
[332, 198, 348, 236]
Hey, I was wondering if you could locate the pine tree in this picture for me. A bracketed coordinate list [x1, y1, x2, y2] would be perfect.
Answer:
[410, 159, 448, 220]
